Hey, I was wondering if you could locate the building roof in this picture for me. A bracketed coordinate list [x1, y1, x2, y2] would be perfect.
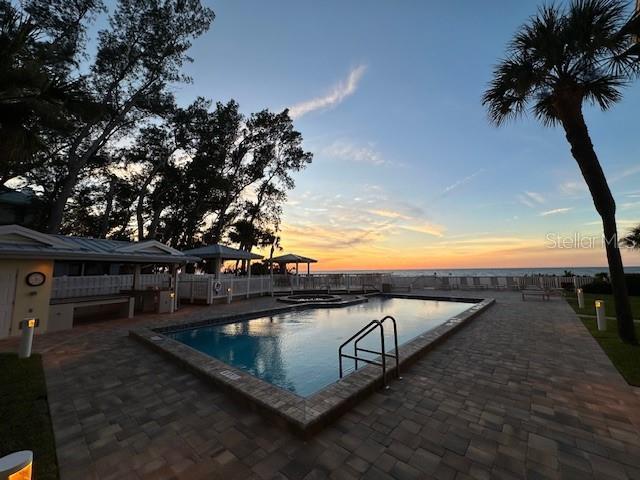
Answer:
[0, 225, 200, 263]
[0, 186, 38, 206]
[268, 253, 318, 264]
[182, 244, 263, 261]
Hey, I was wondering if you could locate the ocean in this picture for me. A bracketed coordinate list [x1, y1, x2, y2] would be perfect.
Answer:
[316, 267, 640, 277]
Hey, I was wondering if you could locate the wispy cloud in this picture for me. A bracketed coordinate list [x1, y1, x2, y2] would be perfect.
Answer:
[368, 207, 444, 237]
[612, 165, 640, 183]
[322, 140, 389, 166]
[540, 207, 572, 216]
[525, 191, 545, 204]
[559, 180, 587, 197]
[399, 223, 445, 237]
[517, 191, 545, 208]
[440, 169, 484, 196]
[289, 65, 367, 119]
[367, 209, 413, 221]
[584, 219, 639, 227]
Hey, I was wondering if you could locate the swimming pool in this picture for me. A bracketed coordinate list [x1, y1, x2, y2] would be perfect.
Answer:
[167, 296, 475, 397]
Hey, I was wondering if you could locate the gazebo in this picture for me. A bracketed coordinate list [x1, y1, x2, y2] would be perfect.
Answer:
[268, 253, 317, 276]
[182, 244, 263, 279]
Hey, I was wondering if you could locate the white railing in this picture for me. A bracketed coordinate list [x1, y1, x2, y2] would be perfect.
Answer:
[51, 273, 171, 299]
[387, 275, 594, 291]
[52, 272, 597, 302]
[178, 274, 274, 304]
[272, 273, 391, 292]
[52, 274, 133, 299]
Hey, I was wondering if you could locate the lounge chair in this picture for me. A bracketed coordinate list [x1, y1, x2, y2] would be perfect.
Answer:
[506, 276, 520, 290]
[439, 277, 452, 290]
[459, 277, 472, 290]
[521, 286, 550, 301]
[494, 277, 508, 289]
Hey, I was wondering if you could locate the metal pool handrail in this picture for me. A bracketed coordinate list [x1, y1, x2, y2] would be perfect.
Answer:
[354, 315, 401, 380]
[338, 315, 401, 389]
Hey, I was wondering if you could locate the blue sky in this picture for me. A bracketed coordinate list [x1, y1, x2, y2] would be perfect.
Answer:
[147, 1, 640, 268]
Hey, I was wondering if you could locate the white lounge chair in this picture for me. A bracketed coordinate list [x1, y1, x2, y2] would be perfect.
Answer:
[521, 286, 550, 301]
[494, 277, 508, 289]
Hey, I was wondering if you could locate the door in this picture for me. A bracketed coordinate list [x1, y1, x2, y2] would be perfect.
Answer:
[0, 269, 17, 338]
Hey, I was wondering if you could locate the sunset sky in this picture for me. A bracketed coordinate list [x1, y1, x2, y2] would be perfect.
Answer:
[178, 0, 640, 270]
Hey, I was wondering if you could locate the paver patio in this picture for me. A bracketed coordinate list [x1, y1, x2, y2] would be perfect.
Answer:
[2, 291, 640, 479]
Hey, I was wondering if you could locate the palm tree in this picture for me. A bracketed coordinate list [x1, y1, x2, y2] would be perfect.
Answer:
[621, 224, 640, 249]
[483, 0, 640, 343]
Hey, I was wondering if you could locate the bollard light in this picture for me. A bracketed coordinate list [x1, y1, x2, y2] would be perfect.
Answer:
[595, 300, 606, 331]
[577, 288, 584, 309]
[0, 450, 33, 480]
[227, 287, 232, 304]
[18, 319, 37, 359]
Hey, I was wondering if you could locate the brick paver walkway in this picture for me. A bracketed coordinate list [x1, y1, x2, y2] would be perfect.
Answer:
[2, 291, 640, 479]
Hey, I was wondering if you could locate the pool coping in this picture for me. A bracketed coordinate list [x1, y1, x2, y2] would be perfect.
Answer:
[129, 293, 495, 436]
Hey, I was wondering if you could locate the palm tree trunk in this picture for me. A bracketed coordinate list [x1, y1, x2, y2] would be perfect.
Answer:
[559, 103, 636, 344]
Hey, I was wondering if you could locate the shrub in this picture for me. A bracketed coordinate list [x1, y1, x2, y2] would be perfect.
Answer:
[582, 274, 640, 296]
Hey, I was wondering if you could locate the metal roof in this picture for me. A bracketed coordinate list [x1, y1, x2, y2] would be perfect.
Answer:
[0, 186, 37, 206]
[182, 244, 263, 261]
[267, 253, 317, 264]
[0, 225, 199, 263]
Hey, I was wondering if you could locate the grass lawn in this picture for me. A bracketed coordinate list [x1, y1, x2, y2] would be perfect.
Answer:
[578, 317, 640, 387]
[0, 353, 59, 480]
[566, 292, 640, 318]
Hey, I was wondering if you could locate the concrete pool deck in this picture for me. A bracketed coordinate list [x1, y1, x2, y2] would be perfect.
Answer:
[2, 290, 640, 479]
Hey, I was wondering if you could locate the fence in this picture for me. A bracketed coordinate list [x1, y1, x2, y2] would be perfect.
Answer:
[51, 273, 171, 299]
[178, 274, 275, 304]
[51, 272, 596, 302]
[388, 274, 594, 292]
[272, 273, 391, 292]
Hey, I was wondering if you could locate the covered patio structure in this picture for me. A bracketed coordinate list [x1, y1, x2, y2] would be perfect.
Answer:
[268, 253, 317, 276]
[181, 245, 265, 301]
[182, 244, 263, 278]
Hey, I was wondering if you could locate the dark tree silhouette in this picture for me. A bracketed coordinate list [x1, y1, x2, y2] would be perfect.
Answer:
[483, 0, 640, 343]
[621, 224, 640, 249]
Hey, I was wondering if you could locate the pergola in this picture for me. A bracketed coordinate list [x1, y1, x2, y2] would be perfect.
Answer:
[268, 253, 317, 276]
[182, 244, 263, 279]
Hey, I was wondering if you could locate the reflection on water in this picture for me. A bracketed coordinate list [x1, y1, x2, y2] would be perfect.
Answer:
[169, 297, 473, 397]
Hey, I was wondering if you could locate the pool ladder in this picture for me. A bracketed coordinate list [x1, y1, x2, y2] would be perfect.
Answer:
[338, 315, 401, 389]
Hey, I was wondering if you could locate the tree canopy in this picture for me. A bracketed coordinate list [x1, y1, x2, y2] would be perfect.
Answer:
[1, 0, 312, 251]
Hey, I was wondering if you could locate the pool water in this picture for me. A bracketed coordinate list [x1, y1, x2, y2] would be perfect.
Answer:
[168, 297, 474, 397]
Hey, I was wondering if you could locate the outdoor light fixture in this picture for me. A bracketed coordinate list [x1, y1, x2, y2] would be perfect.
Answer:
[577, 288, 584, 308]
[595, 300, 606, 331]
[0, 450, 33, 480]
[227, 287, 232, 304]
[18, 318, 38, 359]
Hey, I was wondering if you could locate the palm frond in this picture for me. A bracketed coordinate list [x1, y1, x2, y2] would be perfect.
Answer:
[532, 91, 561, 126]
[482, 55, 541, 125]
[620, 224, 640, 249]
[484, 0, 635, 126]
[582, 72, 625, 108]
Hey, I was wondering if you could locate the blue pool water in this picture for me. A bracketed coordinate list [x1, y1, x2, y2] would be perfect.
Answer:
[168, 297, 474, 397]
